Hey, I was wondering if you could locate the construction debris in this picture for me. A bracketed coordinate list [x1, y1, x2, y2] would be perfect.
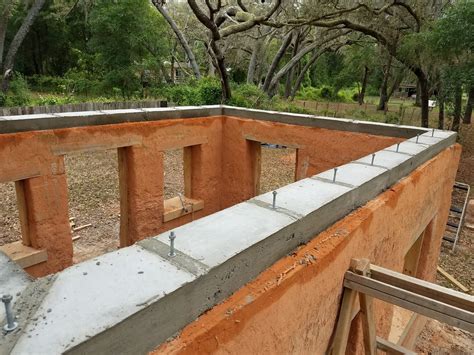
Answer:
[437, 266, 470, 293]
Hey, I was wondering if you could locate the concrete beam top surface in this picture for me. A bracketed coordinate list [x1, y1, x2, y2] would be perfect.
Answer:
[10, 246, 195, 354]
[252, 178, 352, 216]
[1, 105, 436, 138]
[153, 202, 295, 268]
[315, 163, 388, 187]
[0, 252, 32, 299]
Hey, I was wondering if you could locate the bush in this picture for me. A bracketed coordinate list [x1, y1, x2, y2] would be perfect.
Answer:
[229, 84, 272, 109]
[64, 70, 102, 97]
[5, 74, 31, 106]
[33, 95, 75, 106]
[28, 75, 71, 94]
[296, 86, 321, 101]
[384, 112, 400, 124]
[163, 77, 222, 106]
[197, 78, 222, 105]
[274, 102, 312, 114]
[165, 85, 200, 105]
[320, 86, 334, 100]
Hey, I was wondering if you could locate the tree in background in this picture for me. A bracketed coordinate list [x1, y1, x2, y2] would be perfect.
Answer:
[89, 0, 169, 98]
[426, 1, 473, 128]
[0, 0, 46, 95]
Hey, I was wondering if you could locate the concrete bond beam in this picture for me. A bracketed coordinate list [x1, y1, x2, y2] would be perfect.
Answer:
[0, 108, 457, 354]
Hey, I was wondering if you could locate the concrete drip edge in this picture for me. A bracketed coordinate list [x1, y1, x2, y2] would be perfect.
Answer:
[0, 105, 431, 138]
[0, 106, 457, 354]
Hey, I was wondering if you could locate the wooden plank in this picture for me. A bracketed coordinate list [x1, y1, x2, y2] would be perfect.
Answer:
[328, 288, 357, 355]
[437, 266, 470, 293]
[376, 336, 416, 355]
[118, 147, 130, 247]
[360, 294, 377, 355]
[250, 140, 261, 196]
[14, 180, 31, 246]
[344, 272, 474, 332]
[397, 313, 420, 347]
[403, 230, 425, 277]
[244, 135, 300, 149]
[184, 146, 193, 197]
[370, 264, 473, 311]
[163, 197, 204, 223]
[350, 259, 376, 355]
[0, 241, 47, 268]
[53, 137, 142, 155]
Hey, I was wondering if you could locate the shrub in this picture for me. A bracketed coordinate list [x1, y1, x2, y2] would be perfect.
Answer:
[296, 86, 321, 101]
[197, 77, 222, 105]
[165, 85, 200, 105]
[320, 86, 334, 100]
[229, 84, 272, 109]
[384, 112, 400, 124]
[28, 75, 71, 94]
[5, 74, 31, 107]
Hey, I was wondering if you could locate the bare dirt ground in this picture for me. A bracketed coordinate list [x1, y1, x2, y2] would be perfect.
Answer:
[0, 128, 471, 352]
[415, 123, 474, 353]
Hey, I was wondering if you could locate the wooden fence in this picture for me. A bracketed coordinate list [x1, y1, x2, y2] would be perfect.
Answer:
[294, 100, 439, 126]
[0, 100, 168, 116]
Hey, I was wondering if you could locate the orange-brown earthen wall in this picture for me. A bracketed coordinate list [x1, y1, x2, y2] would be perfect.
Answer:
[0, 116, 401, 276]
[153, 144, 461, 355]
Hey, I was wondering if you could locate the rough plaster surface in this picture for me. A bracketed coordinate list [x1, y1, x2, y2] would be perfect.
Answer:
[0, 108, 459, 354]
[155, 144, 461, 355]
[0, 114, 402, 276]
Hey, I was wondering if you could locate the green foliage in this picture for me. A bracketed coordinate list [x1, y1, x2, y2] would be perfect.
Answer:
[163, 77, 222, 106]
[28, 75, 71, 94]
[229, 84, 273, 109]
[5, 75, 31, 107]
[296, 86, 357, 102]
[198, 78, 222, 105]
[87, 0, 169, 97]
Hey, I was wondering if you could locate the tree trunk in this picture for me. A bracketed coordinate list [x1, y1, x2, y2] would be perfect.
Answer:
[152, 1, 201, 80]
[437, 83, 444, 129]
[415, 80, 422, 107]
[463, 86, 473, 124]
[284, 32, 300, 99]
[290, 48, 325, 100]
[267, 40, 326, 97]
[418, 74, 430, 128]
[377, 55, 392, 111]
[0, 1, 15, 70]
[210, 40, 231, 101]
[452, 83, 462, 131]
[358, 66, 369, 105]
[438, 97, 445, 130]
[1, 0, 46, 93]
[247, 38, 263, 84]
[262, 32, 292, 92]
[170, 53, 175, 83]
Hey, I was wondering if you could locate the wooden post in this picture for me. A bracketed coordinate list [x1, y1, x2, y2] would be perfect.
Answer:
[184, 146, 193, 197]
[351, 259, 377, 355]
[329, 288, 358, 355]
[15, 180, 31, 246]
